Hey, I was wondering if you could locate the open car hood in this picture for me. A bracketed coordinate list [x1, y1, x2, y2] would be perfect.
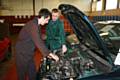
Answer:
[59, 4, 114, 66]
[57, 4, 120, 79]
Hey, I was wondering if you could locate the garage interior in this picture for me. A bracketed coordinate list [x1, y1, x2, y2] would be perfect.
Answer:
[0, 0, 120, 80]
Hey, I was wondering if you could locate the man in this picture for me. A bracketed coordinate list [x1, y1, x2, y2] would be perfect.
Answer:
[15, 8, 59, 80]
[46, 8, 67, 53]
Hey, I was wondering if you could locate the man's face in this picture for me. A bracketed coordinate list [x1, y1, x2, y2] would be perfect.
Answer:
[52, 12, 59, 21]
[41, 16, 50, 25]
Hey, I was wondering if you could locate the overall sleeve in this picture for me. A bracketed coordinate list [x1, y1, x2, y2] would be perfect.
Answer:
[29, 24, 50, 57]
[59, 21, 66, 44]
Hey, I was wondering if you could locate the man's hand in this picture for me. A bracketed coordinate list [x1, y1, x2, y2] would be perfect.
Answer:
[48, 53, 59, 62]
[62, 45, 67, 53]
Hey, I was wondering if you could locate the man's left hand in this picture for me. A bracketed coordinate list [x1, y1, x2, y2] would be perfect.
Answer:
[62, 45, 67, 53]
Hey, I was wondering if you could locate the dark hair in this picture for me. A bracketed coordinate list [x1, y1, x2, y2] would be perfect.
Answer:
[52, 8, 59, 13]
[38, 8, 51, 18]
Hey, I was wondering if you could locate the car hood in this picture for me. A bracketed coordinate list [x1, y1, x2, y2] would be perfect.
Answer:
[58, 4, 114, 66]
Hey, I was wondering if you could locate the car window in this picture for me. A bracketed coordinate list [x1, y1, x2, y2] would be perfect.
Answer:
[95, 22, 120, 54]
[112, 24, 120, 36]
[100, 25, 115, 32]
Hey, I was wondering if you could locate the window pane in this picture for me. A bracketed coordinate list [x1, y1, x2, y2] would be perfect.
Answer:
[106, 0, 117, 10]
[96, 0, 102, 11]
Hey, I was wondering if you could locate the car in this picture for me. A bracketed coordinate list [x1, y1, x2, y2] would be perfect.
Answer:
[37, 4, 120, 80]
[94, 21, 120, 55]
[0, 22, 11, 62]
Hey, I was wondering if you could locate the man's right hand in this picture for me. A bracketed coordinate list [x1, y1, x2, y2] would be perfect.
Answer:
[48, 53, 59, 62]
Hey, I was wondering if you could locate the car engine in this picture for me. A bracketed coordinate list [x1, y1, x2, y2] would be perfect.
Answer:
[37, 43, 98, 80]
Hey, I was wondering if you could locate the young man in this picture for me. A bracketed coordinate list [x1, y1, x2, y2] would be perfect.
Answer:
[15, 8, 59, 80]
[46, 8, 67, 53]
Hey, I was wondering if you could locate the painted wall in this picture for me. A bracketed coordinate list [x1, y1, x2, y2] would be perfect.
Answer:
[0, 0, 33, 16]
[0, 0, 91, 16]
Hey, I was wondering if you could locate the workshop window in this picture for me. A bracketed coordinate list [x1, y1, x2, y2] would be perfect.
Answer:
[106, 0, 117, 10]
[96, 0, 102, 11]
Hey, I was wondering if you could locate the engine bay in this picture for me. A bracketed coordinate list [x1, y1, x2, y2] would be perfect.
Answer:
[37, 34, 112, 80]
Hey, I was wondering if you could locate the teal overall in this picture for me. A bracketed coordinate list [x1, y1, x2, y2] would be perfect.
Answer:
[46, 19, 66, 51]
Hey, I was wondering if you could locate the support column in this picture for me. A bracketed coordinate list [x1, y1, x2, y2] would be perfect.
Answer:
[33, 0, 35, 15]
